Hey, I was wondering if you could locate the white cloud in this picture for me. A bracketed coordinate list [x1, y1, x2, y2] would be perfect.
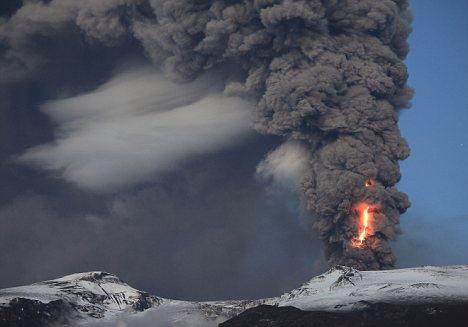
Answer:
[19, 67, 254, 191]
[256, 141, 310, 190]
[81, 304, 224, 327]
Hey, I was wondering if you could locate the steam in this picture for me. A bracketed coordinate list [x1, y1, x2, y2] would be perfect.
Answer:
[256, 141, 310, 190]
[19, 68, 253, 191]
[1, 0, 412, 269]
[81, 304, 223, 327]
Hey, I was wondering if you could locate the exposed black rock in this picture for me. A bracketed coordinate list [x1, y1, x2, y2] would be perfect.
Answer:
[0, 298, 71, 327]
[219, 303, 468, 327]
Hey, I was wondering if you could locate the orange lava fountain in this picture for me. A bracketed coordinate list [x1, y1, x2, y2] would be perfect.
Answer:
[352, 203, 379, 247]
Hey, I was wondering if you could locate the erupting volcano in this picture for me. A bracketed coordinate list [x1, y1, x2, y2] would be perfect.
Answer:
[0, 0, 413, 272]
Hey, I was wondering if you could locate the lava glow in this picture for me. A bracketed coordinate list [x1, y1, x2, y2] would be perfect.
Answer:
[352, 203, 379, 247]
[365, 179, 375, 187]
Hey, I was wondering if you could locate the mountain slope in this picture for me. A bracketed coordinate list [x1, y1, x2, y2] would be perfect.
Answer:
[268, 265, 468, 310]
[0, 272, 161, 326]
[220, 303, 468, 327]
[2, 265, 468, 326]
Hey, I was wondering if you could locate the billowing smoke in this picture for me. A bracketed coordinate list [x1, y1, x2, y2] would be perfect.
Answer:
[0, 0, 412, 270]
[256, 140, 310, 190]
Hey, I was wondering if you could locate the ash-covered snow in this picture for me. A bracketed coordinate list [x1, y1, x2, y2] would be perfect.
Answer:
[267, 265, 468, 311]
[2, 265, 468, 326]
[0, 271, 161, 320]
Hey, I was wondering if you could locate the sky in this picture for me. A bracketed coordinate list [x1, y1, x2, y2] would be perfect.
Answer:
[0, 0, 320, 300]
[395, 0, 468, 267]
[0, 0, 467, 301]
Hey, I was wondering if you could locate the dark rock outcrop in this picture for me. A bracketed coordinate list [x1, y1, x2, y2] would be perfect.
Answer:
[0, 298, 71, 327]
[220, 303, 468, 327]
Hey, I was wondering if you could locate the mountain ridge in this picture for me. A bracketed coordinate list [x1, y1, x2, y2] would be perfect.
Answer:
[2, 265, 468, 326]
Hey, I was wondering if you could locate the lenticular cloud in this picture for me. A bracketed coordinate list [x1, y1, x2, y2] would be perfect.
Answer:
[20, 68, 254, 191]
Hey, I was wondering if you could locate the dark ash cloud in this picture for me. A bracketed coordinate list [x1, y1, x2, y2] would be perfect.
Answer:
[0, 0, 413, 299]
[0, 139, 321, 300]
[128, 0, 414, 269]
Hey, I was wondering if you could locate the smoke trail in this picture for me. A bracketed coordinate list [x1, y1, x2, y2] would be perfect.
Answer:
[1, 0, 412, 269]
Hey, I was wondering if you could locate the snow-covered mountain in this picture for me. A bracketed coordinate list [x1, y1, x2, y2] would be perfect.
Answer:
[2, 265, 468, 326]
[0, 271, 162, 326]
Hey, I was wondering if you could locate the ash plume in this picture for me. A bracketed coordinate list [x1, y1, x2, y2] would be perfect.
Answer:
[0, 0, 412, 270]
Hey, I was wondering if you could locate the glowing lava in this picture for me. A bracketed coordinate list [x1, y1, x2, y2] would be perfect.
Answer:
[352, 203, 379, 247]
[365, 179, 375, 187]
[358, 206, 371, 245]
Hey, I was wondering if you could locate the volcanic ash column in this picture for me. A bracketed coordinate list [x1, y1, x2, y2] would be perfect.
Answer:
[133, 0, 413, 270]
[0, 0, 413, 270]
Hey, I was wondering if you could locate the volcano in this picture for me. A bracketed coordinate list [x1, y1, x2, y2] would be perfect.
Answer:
[2, 265, 468, 326]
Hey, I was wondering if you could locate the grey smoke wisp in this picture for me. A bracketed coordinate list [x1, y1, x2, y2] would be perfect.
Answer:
[19, 68, 254, 191]
[0, 0, 412, 270]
